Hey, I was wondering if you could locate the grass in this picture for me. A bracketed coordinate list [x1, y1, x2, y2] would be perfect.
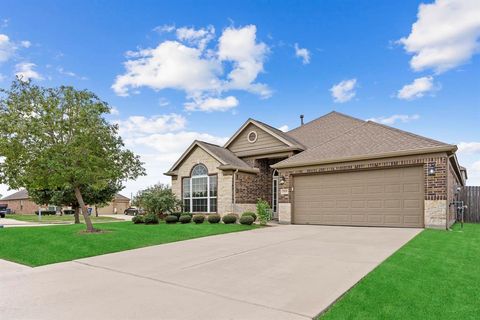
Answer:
[0, 222, 257, 267]
[319, 223, 480, 320]
[4, 214, 122, 224]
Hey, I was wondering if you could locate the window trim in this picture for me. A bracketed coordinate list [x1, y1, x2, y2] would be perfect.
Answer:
[182, 164, 218, 213]
[247, 130, 258, 143]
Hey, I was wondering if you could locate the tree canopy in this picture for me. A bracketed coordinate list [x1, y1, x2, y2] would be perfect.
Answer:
[0, 79, 145, 231]
[132, 183, 180, 215]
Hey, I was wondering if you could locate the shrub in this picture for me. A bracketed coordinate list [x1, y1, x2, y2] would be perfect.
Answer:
[179, 215, 192, 224]
[34, 210, 57, 216]
[256, 199, 271, 226]
[63, 209, 75, 215]
[207, 214, 221, 224]
[132, 215, 144, 224]
[192, 215, 205, 224]
[240, 215, 254, 225]
[165, 215, 178, 224]
[222, 214, 237, 224]
[144, 213, 159, 224]
[170, 212, 182, 219]
[241, 211, 257, 222]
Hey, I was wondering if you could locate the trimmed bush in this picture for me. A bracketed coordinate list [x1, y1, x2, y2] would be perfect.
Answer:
[222, 214, 237, 224]
[240, 215, 254, 225]
[165, 215, 178, 224]
[144, 213, 159, 224]
[192, 215, 205, 224]
[132, 215, 145, 224]
[34, 210, 57, 216]
[207, 214, 221, 224]
[170, 212, 182, 219]
[179, 215, 192, 224]
[63, 209, 75, 215]
[241, 211, 257, 222]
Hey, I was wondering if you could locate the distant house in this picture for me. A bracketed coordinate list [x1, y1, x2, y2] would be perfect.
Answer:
[0, 190, 130, 215]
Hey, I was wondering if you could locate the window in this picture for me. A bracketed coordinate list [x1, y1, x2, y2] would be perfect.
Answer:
[182, 164, 217, 213]
[247, 130, 257, 143]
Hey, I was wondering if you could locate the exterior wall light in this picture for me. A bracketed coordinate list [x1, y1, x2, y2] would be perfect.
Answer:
[280, 176, 286, 185]
[427, 163, 436, 176]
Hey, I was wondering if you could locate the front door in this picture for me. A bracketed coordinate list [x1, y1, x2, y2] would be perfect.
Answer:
[272, 171, 279, 219]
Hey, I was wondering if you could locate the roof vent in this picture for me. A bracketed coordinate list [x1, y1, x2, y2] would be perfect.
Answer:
[300, 114, 304, 126]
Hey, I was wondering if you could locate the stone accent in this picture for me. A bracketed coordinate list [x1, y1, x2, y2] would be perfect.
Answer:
[233, 203, 256, 215]
[277, 152, 450, 228]
[171, 146, 232, 214]
[425, 200, 447, 229]
[278, 203, 291, 224]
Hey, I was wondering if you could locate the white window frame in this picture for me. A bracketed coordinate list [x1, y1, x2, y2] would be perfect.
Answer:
[183, 164, 217, 213]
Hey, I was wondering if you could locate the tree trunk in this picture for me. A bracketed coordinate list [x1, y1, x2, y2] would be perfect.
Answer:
[74, 186, 95, 232]
[95, 205, 98, 217]
[74, 206, 80, 224]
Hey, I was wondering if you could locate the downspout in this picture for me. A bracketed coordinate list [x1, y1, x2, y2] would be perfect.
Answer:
[447, 154, 456, 230]
[232, 169, 239, 214]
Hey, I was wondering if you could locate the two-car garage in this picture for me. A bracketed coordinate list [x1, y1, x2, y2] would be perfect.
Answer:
[292, 166, 424, 228]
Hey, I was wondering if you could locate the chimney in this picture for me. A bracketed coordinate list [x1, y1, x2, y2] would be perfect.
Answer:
[300, 114, 304, 126]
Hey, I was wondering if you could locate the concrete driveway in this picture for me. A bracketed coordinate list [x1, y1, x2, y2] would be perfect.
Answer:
[0, 225, 420, 319]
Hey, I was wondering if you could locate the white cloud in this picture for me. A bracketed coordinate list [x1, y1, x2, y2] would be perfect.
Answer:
[368, 114, 420, 125]
[57, 67, 87, 80]
[15, 62, 43, 81]
[398, 0, 480, 73]
[294, 43, 310, 64]
[115, 113, 187, 136]
[20, 40, 31, 48]
[0, 34, 15, 63]
[397, 76, 437, 100]
[113, 24, 270, 111]
[184, 96, 239, 112]
[115, 114, 228, 196]
[330, 78, 357, 103]
[278, 125, 289, 132]
[458, 142, 480, 154]
[110, 107, 120, 116]
[159, 97, 170, 106]
[153, 24, 175, 33]
[176, 25, 215, 51]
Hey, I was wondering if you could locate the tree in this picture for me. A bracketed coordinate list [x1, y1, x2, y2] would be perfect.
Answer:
[0, 79, 145, 232]
[132, 183, 180, 216]
[29, 182, 123, 223]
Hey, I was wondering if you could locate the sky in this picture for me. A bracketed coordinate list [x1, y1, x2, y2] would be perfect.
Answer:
[0, 0, 479, 198]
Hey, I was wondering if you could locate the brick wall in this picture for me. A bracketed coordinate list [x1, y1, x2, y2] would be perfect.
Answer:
[2, 199, 38, 214]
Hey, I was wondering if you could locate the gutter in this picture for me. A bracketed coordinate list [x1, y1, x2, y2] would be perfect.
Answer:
[217, 165, 260, 174]
[272, 145, 457, 169]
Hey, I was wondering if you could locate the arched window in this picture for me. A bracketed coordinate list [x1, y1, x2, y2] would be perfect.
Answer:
[182, 164, 217, 213]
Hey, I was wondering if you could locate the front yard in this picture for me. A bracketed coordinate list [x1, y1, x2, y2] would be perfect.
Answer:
[0, 222, 257, 266]
[319, 223, 480, 320]
[4, 214, 122, 224]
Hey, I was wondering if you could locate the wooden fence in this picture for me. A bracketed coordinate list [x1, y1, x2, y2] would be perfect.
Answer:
[459, 186, 480, 223]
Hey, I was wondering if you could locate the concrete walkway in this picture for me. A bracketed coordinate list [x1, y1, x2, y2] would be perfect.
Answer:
[0, 225, 421, 319]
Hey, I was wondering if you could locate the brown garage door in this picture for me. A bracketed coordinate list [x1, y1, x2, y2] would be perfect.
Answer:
[293, 167, 424, 227]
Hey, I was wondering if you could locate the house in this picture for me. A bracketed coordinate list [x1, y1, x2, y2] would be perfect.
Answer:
[0, 190, 130, 215]
[165, 111, 466, 229]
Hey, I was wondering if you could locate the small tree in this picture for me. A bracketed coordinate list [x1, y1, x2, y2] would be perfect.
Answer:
[132, 183, 180, 216]
[0, 79, 145, 232]
[256, 198, 271, 226]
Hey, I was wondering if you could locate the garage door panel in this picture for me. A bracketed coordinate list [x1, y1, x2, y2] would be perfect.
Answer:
[293, 167, 424, 228]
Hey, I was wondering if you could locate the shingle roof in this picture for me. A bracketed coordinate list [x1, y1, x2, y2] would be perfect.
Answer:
[115, 193, 130, 201]
[274, 120, 456, 168]
[252, 119, 306, 149]
[196, 141, 252, 169]
[286, 111, 365, 148]
[1, 189, 29, 201]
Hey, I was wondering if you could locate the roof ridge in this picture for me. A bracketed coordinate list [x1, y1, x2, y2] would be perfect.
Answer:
[250, 118, 306, 149]
[197, 140, 223, 148]
[288, 110, 365, 133]
[279, 121, 368, 164]
[366, 120, 452, 147]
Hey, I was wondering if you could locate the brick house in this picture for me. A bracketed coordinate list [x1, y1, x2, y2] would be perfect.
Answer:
[0, 189, 130, 215]
[165, 111, 467, 229]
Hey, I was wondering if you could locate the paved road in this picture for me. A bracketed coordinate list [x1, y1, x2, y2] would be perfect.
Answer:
[0, 224, 420, 319]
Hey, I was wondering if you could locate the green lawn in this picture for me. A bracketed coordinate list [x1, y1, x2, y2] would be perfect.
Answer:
[0, 222, 257, 266]
[5, 214, 122, 224]
[319, 223, 480, 320]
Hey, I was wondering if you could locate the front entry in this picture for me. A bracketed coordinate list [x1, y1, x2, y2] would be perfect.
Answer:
[272, 170, 279, 219]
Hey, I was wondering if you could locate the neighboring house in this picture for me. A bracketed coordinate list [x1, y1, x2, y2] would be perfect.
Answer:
[0, 190, 130, 215]
[166, 111, 467, 229]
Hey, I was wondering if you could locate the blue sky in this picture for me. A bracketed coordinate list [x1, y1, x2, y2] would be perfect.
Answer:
[1, 0, 479, 197]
